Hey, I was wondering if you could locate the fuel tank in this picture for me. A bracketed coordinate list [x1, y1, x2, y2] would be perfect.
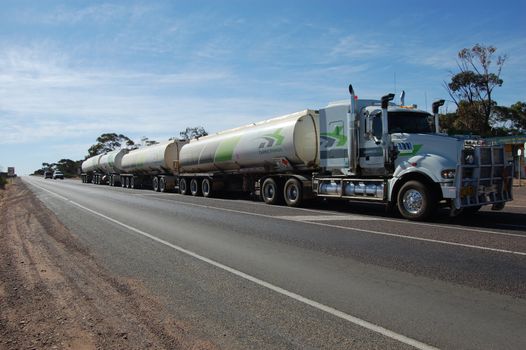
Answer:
[81, 154, 104, 173]
[178, 110, 319, 173]
[99, 149, 128, 174]
[120, 140, 186, 175]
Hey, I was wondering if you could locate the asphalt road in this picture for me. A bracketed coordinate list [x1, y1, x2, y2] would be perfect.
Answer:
[23, 176, 526, 350]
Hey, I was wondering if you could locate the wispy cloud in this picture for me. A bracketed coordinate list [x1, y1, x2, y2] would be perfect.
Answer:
[37, 3, 152, 24]
[330, 35, 386, 59]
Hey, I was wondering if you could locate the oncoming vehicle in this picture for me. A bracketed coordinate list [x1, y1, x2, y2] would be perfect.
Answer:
[52, 171, 64, 180]
[44, 171, 53, 179]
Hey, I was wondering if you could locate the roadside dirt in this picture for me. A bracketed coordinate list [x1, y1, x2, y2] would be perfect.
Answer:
[0, 179, 218, 350]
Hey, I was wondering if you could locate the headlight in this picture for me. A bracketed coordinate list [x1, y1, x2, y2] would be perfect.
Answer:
[441, 169, 456, 179]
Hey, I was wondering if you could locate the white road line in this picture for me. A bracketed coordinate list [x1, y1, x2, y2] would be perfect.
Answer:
[376, 218, 526, 239]
[27, 178, 526, 255]
[137, 190, 526, 239]
[142, 195, 526, 256]
[277, 215, 371, 221]
[26, 179, 438, 350]
[58, 177, 526, 239]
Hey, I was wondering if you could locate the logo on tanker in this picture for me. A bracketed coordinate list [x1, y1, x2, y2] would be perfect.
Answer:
[258, 128, 284, 148]
[258, 128, 284, 154]
[320, 125, 347, 148]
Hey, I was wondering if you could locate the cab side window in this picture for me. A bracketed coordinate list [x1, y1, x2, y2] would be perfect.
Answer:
[372, 114, 382, 139]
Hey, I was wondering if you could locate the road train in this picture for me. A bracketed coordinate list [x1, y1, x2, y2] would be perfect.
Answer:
[81, 84, 513, 220]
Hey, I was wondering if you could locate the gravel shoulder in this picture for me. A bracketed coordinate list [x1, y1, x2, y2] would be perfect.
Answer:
[0, 179, 217, 350]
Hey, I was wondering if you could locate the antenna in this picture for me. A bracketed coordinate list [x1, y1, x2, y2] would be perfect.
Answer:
[394, 72, 397, 95]
[425, 91, 428, 112]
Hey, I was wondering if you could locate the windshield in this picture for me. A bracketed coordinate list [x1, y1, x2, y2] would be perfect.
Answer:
[388, 111, 435, 134]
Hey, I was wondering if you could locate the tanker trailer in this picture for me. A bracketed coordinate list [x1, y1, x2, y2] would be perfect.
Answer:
[98, 149, 128, 186]
[81, 154, 104, 184]
[176, 109, 319, 205]
[120, 140, 187, 191]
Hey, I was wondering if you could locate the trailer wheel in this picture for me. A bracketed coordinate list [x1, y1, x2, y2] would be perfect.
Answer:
[262, 178, 282, 205]
[202, 178, 213, 198]
[159, 177, 166, 192]
[190, 178, 201, 196]
[397, 180, 436, 221]
[121, 177, 126, 188]
[179, 178, 189, 195]
[284, 178, 303, 207]
[131, 177, 137, 189]
[152, 177, 159, 192]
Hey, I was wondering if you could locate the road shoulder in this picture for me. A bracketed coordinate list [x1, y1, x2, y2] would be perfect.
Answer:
[0, 178, 217, 350]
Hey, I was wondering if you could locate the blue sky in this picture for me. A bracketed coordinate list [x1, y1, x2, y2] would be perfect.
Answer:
[1, 0, 525, 175]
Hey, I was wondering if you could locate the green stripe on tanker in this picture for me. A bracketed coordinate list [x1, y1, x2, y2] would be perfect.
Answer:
[214, 136, 242, 162]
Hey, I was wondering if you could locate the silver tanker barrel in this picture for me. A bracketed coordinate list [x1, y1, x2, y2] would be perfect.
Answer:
[178, 110, 319, 174]
[120, 140, 185, 175]
[80, 154, 104, 183]
[81, 154, 104, 174]
[99, 149, 128, 174]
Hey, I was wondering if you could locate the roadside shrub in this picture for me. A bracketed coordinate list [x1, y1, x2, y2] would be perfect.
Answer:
[0, 176, 6, 189]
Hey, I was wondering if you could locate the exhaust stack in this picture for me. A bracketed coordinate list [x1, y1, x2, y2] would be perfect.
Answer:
[432, 99, 445, 133]
[347, 84, 357, 175]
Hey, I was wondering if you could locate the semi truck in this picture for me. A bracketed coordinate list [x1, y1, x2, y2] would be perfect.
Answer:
[80, 84, 513, 220]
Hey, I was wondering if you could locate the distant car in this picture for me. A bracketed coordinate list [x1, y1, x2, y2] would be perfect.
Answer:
[44, 171, 52, 179]
[52, 171, 64, 180]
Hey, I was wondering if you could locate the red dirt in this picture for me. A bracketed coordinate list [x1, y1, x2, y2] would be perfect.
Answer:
[0, 179, 218, 350]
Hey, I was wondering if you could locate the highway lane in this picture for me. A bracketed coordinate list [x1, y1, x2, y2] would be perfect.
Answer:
[23, 176, 526, 349]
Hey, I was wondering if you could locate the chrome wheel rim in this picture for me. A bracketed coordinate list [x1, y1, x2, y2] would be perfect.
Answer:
[402, 189, 423, 214]
[286, 185, 298, 201]
[264, 184, 275, 200]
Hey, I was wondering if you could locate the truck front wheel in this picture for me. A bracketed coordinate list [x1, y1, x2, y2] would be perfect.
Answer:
[397, 180, 436, 221]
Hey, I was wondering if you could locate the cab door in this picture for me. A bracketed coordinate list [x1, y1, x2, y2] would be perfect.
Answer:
[359, 111, 385, 173]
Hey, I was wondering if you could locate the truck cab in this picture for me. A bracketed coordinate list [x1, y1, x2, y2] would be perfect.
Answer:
[315, 86, 513, 220]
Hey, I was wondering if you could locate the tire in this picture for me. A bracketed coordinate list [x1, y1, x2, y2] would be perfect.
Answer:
[261, 177, 282, 205]
[121, 177, 126, 188]
[130, 177, 136, 189]
[152, 177, 159, 192]
[190, 178, 201, 196]
[159, 177, 166, 193]
[397, 180, 436, 221]
[283, 178, 303, 207]
[202, 178, 213, 198]
[125, 177, 130, 188]
[179, 178, 189, 195]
